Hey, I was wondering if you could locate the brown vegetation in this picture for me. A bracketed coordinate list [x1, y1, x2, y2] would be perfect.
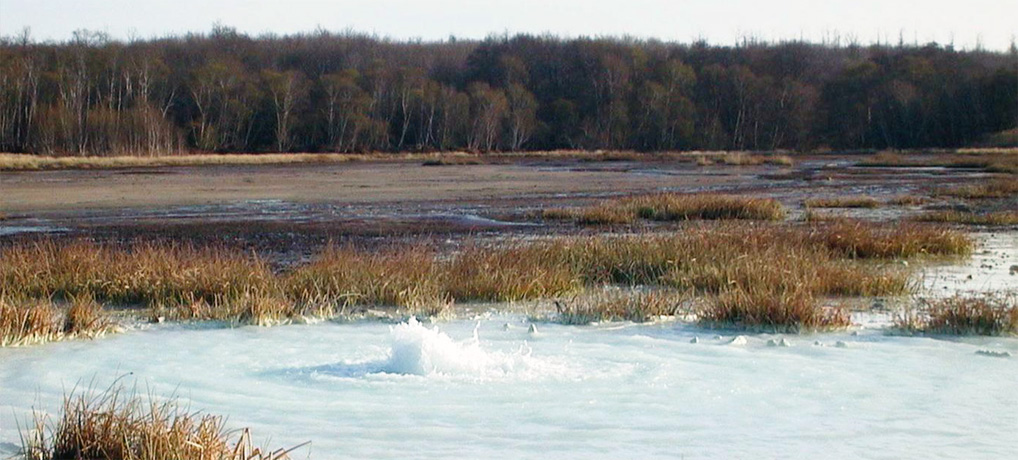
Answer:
[897, 295, 1018, 335]
[699, 286, 850, 333]
[804, 196, 881, 208]
[859, 151, 1018, 174]
[1, 295, 110, 347]
[542, 193, 786, 225]
[810, 220, 972, 258]
[554, 290, 684, 325]
[888, 195, 929, 206]
[22, 384, 302, 460]
[694, 152, 794, 166]
[0, 221, 970, 333]
[936, 177, 1018, 199]
[913, 211, 1018, 226]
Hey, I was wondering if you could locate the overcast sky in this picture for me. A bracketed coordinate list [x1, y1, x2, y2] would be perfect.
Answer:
[1, 0, 1015, 50]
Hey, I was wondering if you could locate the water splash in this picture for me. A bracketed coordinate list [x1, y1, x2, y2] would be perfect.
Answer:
[381, 317, 533, 378]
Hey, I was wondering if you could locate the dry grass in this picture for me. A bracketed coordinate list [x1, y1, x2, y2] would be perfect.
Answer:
[444, 243, 581, 302]
[1, 295, 110, 347]
[810, 220, 972, 258]
[2, 219, 964, 333]
[0, 240, 278, 312]
[421, 157, 484, 166]
[936, 177, 1018, 199]
[804, 196, 881, 209]
[694, 152, 794, 166]
[22, 383, 303, 460]
[540, 193, 786, 225]
[629, 194, 787, 221]
[286, 245, 450, 316]
[553, 289, 685, 325]
[888, 195, 929, 206]
[897, 295, 1018, 335]
[859, 150, 1018, 174]
[0, 152, 378, 171]
[913, 211, 1018, 226]
[699, 285, 850, 333]
[540, 206, 637, 225]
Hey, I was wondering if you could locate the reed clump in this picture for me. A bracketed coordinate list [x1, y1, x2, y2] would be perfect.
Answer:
[859, 151, 1018, 174]
[628, 194, 787, 221]
[23, 384, 303, 460]
[444, 242, 581, 302]
[694, 152, 793, 166]
[810, 220, 972, 258]
[937, 177, 1018, 199]
[286, 245, 450, 316]
[540, 205, 637, 225]
[554, 289, 684, 325]
[699, 285, 850, 333]
[888, 195, 929, 206]
[897, 295, 1018, 336]
[804, 196, 881, 209]
[540, 193, 785, 225]
[0, 241, 276, 308]
[1, 295, 110, 347]
[912, 211, 1018, 226]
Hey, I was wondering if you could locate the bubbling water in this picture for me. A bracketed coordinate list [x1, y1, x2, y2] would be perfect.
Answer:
[381, 318, 535, 379]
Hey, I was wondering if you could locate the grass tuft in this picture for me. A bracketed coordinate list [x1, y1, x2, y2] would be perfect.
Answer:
[1, 295, 111, 347]
[811, 220, 972, 258]
[897, 295, 1018, 335]
[888, 195, 929, 206]
[694, 152, 794, 166]
[23, 383, 303, 460]
[699, 285, 850, 333]
[540, 193, 785, 225]
[540, 206, 637, 225]
[553, 289, 684, 325]
[912, 211, 1018, 226]
[804, 196, 881, 209]
[629, 194, 786, 221]
[937, 177, 1018, 199]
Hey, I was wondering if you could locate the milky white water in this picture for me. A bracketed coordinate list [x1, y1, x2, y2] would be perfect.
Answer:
[1, 316, 1016, 459]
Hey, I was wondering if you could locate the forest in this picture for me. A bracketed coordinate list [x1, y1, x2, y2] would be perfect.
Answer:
[1, 26, 1015, 156]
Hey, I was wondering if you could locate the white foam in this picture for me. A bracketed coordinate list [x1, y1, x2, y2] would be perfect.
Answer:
[381, 318, 533, 379]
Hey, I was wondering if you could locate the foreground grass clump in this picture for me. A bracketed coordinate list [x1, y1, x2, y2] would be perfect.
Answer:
[913, 211, 1018, 226]
[804, 196, 881, 209]
[0, 295, 109, 347]
[23, 384, 302, 460]
[897, 295, 1018, 335]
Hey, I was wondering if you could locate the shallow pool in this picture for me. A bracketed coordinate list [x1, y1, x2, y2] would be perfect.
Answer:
[1, 315, 1016, 459]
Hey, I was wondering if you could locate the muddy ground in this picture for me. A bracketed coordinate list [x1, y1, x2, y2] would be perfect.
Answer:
[1, 154, 1014, 269]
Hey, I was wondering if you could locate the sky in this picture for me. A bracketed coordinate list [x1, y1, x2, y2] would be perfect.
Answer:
[1, 0, 1015, 50]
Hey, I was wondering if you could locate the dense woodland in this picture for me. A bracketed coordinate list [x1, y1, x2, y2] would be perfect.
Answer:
[1, 27, 1016, 155]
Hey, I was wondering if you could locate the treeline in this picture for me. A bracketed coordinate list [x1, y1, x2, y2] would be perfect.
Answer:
[1, 27, 1015, 155]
